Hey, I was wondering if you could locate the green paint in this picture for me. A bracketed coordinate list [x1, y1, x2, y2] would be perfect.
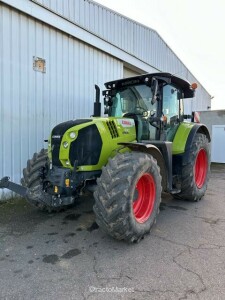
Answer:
[172, 122, 194, 154]
[49, 117, 136, 171]
[48, 118, 196, 166]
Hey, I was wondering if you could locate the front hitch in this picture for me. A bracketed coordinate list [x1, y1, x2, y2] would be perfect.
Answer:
[0, 176, 74, 208]
[0, 177, 28, 197]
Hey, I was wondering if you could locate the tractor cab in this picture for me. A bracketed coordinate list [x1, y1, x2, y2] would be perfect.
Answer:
[103, 72, 195, 142]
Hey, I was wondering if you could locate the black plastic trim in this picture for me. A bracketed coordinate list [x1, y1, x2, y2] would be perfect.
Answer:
[51, 119, 91, 166]
[69, 124, 102, 167]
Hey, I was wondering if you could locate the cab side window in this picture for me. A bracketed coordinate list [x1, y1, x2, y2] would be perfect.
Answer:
[163, 85, 180, 125]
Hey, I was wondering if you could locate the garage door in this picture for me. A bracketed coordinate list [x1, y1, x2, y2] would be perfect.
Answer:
[211, 125, 225, 163]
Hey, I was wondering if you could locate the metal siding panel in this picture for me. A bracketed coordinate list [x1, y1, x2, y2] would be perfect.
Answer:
[85, 0, 90, 31]
[68, 37, 75, 120]
[98, 5, 104, 38]
[26, 1, 208, 102]
[27, 17, 36, 156]
[68, 0, 74, 21]
[35, 21, 44, 148]
[134, 24, 141, 57]
[88, 2, 94, 33]
[94, 3, 99, 35]
[63, 0, 69, 18]
[139, 25, 144, 58]
[48, 27, 57, 128]
[1, 6, 13, 182]
[110, 10, 115, 45]
[11, 11, 21, 179]
[0, 6, 3, 182]
[128, 19, 134, 54]
[49, 0, 56, 12]
[56, 0, 62, 15]
[121, 17, 125, 50]
[42, 25, 51, 138]
[79, 0, 85, 28]
[102, 5, 107, 40]
[113, 12, 119, 46]
[74, 0, 80, 24]
[152, 32, 158, 67]
[144, 28, 148, 60]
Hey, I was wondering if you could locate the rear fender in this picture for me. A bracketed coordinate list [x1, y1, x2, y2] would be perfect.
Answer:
[173, 122, 210, 152]
[174, 122, 210, 149]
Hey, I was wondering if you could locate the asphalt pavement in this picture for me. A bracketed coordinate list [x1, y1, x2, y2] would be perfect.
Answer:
[0, 163, 225, 300]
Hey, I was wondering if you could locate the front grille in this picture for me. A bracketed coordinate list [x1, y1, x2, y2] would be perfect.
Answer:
[52, 138, 62, 166]
[106, 121, 119, 138]
[51, 119, 91, 166]
[69, 124, 102, 167]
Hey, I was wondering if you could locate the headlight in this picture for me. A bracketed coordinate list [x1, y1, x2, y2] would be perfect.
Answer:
[63, 141, 69, 148]
[69, 132, 76, 139]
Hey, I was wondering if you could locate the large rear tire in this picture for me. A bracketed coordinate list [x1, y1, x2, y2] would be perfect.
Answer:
[175, 133, 210, 201]
[93, 152, 162, 242]
[21, 149, 49, 211]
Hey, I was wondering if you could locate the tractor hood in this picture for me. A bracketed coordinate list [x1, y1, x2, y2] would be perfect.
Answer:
[49, 117, 136, 170]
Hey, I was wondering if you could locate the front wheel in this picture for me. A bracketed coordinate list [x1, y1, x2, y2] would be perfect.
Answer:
[174, 133, 210, 201]
[21, 149, 49, 211]
[93, 152, 162, 242]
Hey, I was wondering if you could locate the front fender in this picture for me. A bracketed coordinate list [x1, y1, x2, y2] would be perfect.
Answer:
[118, 141, 172, 192]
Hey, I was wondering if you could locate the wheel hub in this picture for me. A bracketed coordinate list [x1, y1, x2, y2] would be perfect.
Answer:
[195, 148, 208, 189]
[133, 173, 156, 223]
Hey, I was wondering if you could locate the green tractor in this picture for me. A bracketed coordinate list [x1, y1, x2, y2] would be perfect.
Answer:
[0, 73, 210, 242]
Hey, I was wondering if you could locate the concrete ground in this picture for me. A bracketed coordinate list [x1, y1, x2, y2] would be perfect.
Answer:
[0, 163, 225, 300]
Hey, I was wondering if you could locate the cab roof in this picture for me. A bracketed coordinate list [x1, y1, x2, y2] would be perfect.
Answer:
[104, 72, 195, 98]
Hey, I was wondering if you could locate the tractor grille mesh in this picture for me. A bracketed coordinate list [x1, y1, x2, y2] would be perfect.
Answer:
[69, 124, 102, 166]
[106, 121, 119, 138]
[51, 119, 90, 166]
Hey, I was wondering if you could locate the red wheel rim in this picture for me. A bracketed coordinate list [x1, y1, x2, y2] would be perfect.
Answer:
[195, 149, 207, 189]
[133, 173, 156, 223]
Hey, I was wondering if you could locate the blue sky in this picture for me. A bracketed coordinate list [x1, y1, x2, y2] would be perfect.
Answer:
[95, 0, 225, 110]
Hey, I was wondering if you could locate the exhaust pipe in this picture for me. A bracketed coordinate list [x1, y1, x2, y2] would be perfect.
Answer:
[93, 85, 101, 117]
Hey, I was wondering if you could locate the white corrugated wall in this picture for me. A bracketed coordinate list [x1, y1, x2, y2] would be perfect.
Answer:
[30, 0, 211, 113]
[32, 0, 185, 73]
[0, 3, 122, 197]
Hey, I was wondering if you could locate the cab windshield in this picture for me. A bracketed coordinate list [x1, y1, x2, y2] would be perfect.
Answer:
[109, 84, 156, 117]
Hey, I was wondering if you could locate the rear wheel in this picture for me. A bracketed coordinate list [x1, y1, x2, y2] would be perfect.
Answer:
[93, 152, 162, 242]
[175, 133, 210, 201]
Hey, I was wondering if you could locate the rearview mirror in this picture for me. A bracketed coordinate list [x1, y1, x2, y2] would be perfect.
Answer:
[151, 77, 158, 105]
